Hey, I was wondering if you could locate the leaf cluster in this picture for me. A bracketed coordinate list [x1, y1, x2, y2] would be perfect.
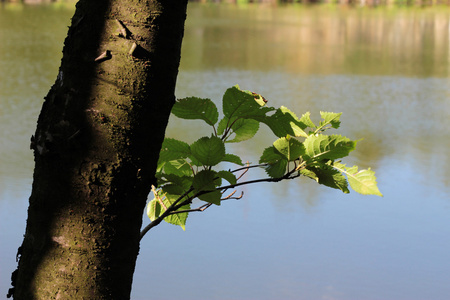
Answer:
[142, 85, 382, 235]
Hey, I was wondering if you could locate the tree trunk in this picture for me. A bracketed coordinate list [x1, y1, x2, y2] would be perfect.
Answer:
[11, 0, 188, 298]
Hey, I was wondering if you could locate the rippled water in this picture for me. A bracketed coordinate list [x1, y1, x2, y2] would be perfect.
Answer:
[1, 3, 449, 299]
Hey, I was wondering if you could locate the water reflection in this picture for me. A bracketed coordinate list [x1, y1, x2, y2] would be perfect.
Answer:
[183, 4, 450, 77]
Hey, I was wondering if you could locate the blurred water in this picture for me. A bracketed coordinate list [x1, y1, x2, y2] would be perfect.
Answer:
[1, 3, 449, 300]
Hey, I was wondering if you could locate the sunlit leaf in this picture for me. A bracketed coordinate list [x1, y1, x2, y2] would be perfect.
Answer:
[146, 191, 188, 230]
[172, 97, 218, 126]
[333, 163, 383, 196]
[223, 85, 274, 121]
[163, 193, 189, 230]
[160, 174, 193, 191]
[226, 118, 260, 143]
[164, 208, 189, 231]
[248, 90, 268, 106]
[146, 198, 161, 221]
[217, 117, 228, 136]
[157, 138, 191, 172]
[299, 168, 318, 181]
[163, 159, 192, 177]
[320, 111, 341, 129]
[299, 112, 316, 129]
[314, 111, 342, 133]
[303, 134, 356, 162]
[273, 136, 305, 161]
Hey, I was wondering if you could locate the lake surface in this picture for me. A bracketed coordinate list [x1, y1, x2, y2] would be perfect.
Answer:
[1, 3, 449, 300]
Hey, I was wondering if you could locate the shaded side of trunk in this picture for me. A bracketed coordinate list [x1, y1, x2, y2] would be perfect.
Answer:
[12, 0, 188, 299]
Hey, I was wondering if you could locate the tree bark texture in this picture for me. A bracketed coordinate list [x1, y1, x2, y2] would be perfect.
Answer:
[11, 0, 188, 299]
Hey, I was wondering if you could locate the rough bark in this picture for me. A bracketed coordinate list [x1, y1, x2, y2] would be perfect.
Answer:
[11, 0, 188, 299]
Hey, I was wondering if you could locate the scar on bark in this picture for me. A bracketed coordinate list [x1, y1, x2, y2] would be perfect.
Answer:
[115, 19, 131, 39]
[95, 50, 112, 62]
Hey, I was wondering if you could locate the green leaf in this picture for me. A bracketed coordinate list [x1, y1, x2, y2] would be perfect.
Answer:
[218, 116, 260, 143]
[161, 184, 187, 196]
[198, 190, 222, 205]
[333, 163, 383, 196]
[320, 111, 341, 129]
[193, 170, 221, 205]
[222, 153, 244, 166]
[226, 118, 260, 143]
[222, 85, 274, 121]
[165, 208, 189, 230]
[299, 112, 316, 129]
[315, 111, 342, 133]
[146, 192, 189, 230]
[146, 198, 162, 221]
[157, 138, 191, 172]
[217, 117, 228, 136]
[190, 136, 225, 166]
[249, 91, 268, 106]
[273, 136, 305, 161]
[159, 174, 193, 191]
[259, 146, 287, 178]
[261, 106, 308, 138]
[171, 97, 219, 126]
[193, 170, 219, 190]
[299, 168, 318, 181]
[304, 164, 350, 193]
[217, 170, 237, 185]
[163, 159, 192, 177]
[303, 134, 356, 162]
[265, 160, 288, 178]
[259, 146, 284, 164]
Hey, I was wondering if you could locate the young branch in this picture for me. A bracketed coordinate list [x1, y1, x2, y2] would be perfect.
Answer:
[140, 165, 300, 240]
[167, 190, 244, 216]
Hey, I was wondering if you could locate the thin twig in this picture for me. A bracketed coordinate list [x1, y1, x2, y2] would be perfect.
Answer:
[152, 185, 168, 210]
[221, 190, 243, 200]
[236, 166, 249, 181]
[231, 163, 268, 174]
[169, 202, 212, 214]
[169, 190, 244, 216]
